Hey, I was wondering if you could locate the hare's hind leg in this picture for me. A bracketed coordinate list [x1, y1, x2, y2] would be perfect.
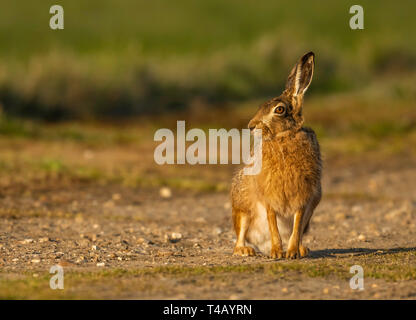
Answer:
[232, 210, 255, 256]
[298, 215, 312, 258]
[298, 189, 322, 258]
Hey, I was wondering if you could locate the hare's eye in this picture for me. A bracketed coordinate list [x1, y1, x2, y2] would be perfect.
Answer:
[274, 105, 286, 115]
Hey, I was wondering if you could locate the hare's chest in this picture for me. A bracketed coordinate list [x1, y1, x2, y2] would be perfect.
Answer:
[259, 155, 312, 213]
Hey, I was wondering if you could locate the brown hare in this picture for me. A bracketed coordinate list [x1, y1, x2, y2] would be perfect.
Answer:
[231, 52, 322, 259]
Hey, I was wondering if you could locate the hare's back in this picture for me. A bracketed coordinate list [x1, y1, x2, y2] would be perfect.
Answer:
[301, 127, 321, 157]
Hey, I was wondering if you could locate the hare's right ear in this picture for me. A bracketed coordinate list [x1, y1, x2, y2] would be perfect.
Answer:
[285, 52, 315, 101]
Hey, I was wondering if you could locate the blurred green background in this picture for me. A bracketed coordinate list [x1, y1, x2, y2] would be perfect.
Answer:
[0, 0, 415, 120]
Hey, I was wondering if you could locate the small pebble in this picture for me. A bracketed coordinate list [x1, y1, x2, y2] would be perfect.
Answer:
[160, 187, 172, 198]
[76, 256, 86, 263]
[212, 227, 222, 235]
[352, 205, 363, 213]
[112, 193, 122, 201]
[166, 232, 182, 243]
[335, 213, 347, 220]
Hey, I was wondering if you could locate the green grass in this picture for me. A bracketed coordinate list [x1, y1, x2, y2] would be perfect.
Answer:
[0, 151, 228, 194]
[0, 89, 414, 194]
[1, 1, 416, 119]
[2, 1, 416, 58]
[1, 250, 415, 299]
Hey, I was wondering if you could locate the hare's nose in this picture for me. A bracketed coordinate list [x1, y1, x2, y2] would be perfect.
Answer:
[248, 120, 259, 131]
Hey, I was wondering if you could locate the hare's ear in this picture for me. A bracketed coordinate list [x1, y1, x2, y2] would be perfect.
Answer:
[285, 52, 315, 99]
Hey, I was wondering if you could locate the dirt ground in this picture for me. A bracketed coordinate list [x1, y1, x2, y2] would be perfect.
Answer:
[0, 151, 415, 299]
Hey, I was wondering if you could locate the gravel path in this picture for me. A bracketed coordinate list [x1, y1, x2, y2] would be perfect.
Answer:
[0, 156, 415, 299]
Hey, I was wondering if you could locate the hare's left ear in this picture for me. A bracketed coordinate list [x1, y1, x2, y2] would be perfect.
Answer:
[285, 52, 315, 99]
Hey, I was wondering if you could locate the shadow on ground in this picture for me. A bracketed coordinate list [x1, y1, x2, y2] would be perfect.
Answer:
[310, 247, 416, 259]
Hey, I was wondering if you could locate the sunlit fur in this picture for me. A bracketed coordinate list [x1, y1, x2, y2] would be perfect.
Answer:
[231, 52, 322, 259]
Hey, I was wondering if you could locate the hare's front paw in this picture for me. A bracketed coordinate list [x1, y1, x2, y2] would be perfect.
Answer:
[286, 245, 309, 259]
[299, 245, 309, 258]
[286, 245, 300, 259]
[270, 246, 284, 259]
[233, 246, 256, 257]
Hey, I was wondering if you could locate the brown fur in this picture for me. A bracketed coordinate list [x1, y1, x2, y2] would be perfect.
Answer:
[231, 52, 322, 259]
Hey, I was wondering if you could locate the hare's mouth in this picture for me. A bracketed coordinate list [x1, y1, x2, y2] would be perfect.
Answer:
[249, 121, 274, 140]
[257, 122, 273, 140]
